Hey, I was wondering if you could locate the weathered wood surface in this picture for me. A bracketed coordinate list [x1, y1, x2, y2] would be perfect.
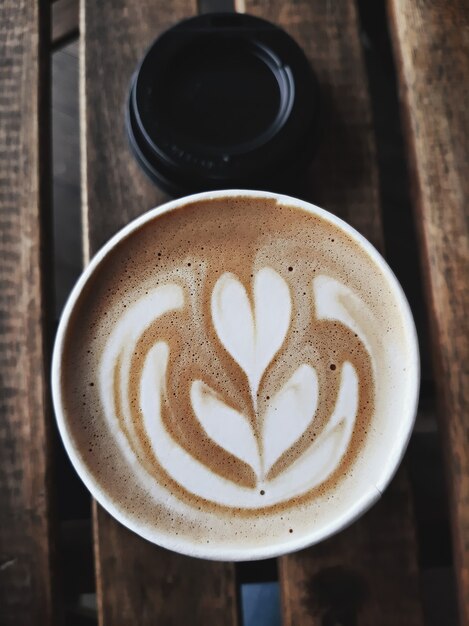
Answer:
[241, 0, 383, 247]
[0, 0, 58, 624]
[278, 468, 421, 626]
[241, 1, 424, 623]
[81, 1, 239, 624]
[94, 507, 238, 626]
[388, 1, 469, 624]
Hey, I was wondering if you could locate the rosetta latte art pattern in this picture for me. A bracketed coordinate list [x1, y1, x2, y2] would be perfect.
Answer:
[99, 267, 374, 510]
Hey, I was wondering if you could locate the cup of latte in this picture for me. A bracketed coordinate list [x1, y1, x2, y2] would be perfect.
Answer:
[52, 190, 419, 560]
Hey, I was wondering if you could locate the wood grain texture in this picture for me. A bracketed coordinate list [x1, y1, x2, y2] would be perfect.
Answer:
[239, 0, 383, 248]
[241, 1, 424, 623]
[94, 506, 238, 626]
[81, 0, 184, 256]
[279, 469, 421, 626]
[81, 2, 239, 624]
[0, 0, 57, 624]
[388, 2, 469, 623]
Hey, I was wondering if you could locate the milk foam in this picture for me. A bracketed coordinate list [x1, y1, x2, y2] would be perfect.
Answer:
[96, 267, 372, 509]
[212, 268, 291, 401]
[58, 195, 417, 555]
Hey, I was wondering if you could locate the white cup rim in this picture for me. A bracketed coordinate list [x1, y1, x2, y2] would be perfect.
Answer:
[52, 189, 420, 561]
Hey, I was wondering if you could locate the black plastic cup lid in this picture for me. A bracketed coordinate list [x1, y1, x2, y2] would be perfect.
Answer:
[126, 13, 320, 195]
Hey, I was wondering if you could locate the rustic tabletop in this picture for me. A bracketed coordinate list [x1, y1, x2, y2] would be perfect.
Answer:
[1, 1, 468, 625]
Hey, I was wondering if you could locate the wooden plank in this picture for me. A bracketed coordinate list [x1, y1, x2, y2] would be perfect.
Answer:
[0, 1, 58, 625]
[52, 0, 79, 49]
[240, 1, 424, 623]
[94, 507, 238, 625]
[387, 2, 469, 624]
[278, 468, 421, 625]
[81, 2, 239, 624]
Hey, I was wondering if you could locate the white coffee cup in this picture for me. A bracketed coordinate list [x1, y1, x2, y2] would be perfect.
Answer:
[52, 190, 420, 560]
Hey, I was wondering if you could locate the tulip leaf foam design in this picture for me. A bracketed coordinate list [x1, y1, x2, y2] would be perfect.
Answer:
[99, 269, 370, 509]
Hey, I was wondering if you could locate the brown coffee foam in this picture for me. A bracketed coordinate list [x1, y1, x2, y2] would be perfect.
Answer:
[60, 197, 400, 539]
[130, 316, 258, 490]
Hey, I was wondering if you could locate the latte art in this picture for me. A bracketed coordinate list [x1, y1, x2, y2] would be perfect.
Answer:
[57, 194, 418, 557]
[100, 268, 368, 509]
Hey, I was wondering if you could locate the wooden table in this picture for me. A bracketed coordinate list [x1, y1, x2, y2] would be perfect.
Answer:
[1, 0, 468, 624]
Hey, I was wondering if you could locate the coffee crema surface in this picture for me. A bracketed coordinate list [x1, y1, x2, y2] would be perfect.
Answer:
[59, 195, 416, 557]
